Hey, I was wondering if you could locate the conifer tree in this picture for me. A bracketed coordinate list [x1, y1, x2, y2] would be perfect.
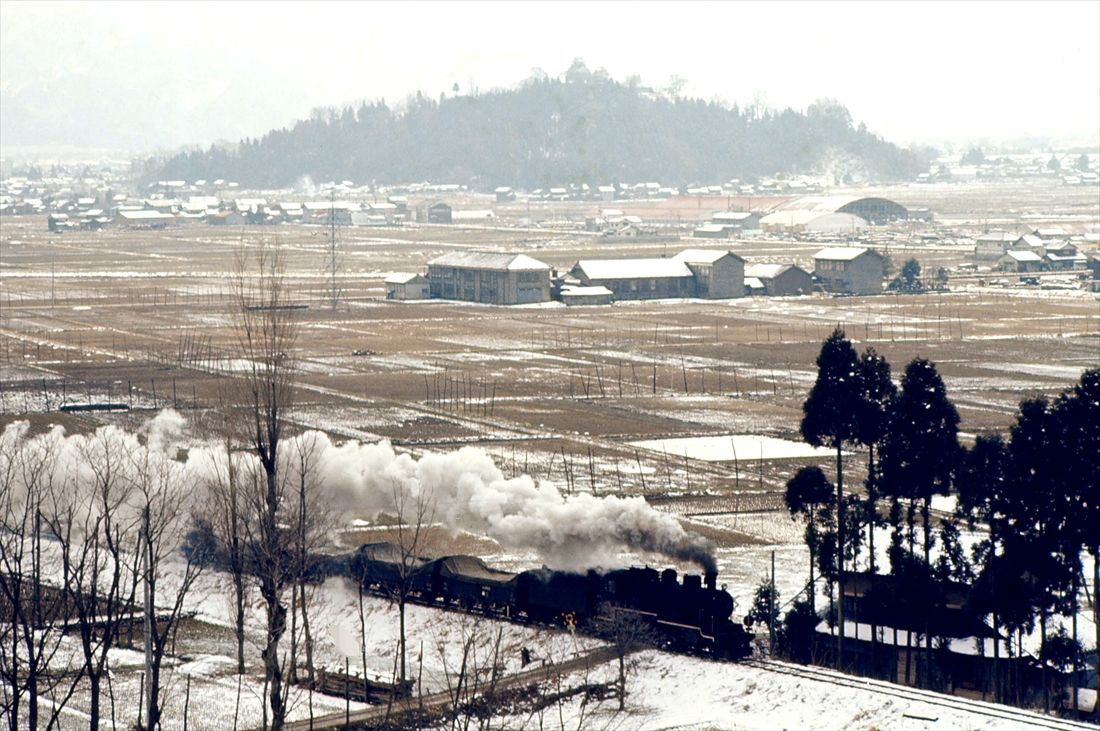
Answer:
[801, 327, 863, 668]
[785, 466, 835, 615]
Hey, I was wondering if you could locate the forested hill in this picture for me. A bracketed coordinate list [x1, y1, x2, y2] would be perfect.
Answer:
[153, 69, 927, 189]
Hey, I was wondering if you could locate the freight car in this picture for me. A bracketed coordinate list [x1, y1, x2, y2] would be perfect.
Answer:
[336, 543, 752, 660]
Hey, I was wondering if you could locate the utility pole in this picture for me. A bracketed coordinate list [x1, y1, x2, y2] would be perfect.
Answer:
[769, 550, 776, 656]
[329, 190, 338, 311]
[143, 506, 154, 729]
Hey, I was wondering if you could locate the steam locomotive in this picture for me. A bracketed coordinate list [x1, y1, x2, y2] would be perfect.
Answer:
[317, 544, 753, 661]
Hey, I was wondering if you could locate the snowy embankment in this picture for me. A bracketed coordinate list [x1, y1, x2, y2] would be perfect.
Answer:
[482, 650, 1080, 730]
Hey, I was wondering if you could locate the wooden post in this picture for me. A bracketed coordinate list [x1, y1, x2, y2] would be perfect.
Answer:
[184, 675, 191, 731]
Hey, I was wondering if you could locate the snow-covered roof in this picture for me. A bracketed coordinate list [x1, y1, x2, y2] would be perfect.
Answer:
[673, 248, 741, 264]
[494, 186, 512, 194]
[976, 232, 1017, 243]
[574, 258, 694, 280]
[814, 246, 872, 261]
[119, 210, 175, 220]
[745, 277, 765, 290]
[694, 224, 727, 234]
[815, 620, 1015, 658]
[712, 211, 755, 222]
[1033, 227, 1069, 238]
[1016, 234, 1044, 248]
[1003, 250, 1042, 262]
[384, 272, 428, 284]
[428, 252, 550, 271]
[451, 209, 495, 220]
[745, 263, 794, 279]
[560, 285, 614, 297]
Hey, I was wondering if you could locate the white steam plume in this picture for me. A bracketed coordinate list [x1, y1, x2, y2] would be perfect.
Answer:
[2, 413, 717, 573]
[312, 435, 717, 573]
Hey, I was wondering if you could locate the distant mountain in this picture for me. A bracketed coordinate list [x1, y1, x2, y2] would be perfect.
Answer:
[152, 68, 928, 189]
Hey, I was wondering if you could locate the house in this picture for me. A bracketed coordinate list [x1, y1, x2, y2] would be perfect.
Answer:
[427, 252, 550, 305]
[384, 273, 430, 300]
[997, 250, 1043, 273]
[1044, 242, 1086, 270]
[208, 209, 245, 226]
[1032, 227, 1070, 240]
[570, 258, 696, 301]
[47, 213, 73, 233]
[672, 249, 745, 299]
[693, 224, 732, 239]
[974, 232, 1017, 259]
[494, 187, 516, 203]
[597, 185, 617, 201]
[711, 210, 762, 231]
[744, 263, 813, 296]
[118, 209, 175, 229]
[813, 247, 885, 295]
[1011, 234, 1046, 257]
[451, 209, 495, 223]
[811, 572, 1025, 701]
[427, 201, 452, 224]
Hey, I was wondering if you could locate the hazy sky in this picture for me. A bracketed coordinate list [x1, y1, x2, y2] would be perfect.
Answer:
[2, 0, 1098, 155]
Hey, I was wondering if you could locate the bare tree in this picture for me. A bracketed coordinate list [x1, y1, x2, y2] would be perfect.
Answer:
[130, 438, 205, 730]
[43, 428, 142, 730]
[389, 479, 436, 685]
[0, 424, 78, 731]
[285, 431, 333, 686]
[594, 603, 655, 711]
[198, 404, 249, 674]
[230, 239, 300, 731]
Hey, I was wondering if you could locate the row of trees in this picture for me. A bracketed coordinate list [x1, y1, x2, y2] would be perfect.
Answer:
[0, 244, 337, 731]
[0, 418, 205, 730]
[152, 61, 928, 189]
[786, 327, 1097, 715]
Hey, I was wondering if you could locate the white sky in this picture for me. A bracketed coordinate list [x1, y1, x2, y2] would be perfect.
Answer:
[2, 0, 1098, 151]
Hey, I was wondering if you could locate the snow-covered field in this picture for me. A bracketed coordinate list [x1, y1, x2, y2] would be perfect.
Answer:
[630, 434, 839, 462]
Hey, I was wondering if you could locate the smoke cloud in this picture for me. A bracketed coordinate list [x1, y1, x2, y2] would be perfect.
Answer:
[313, 436, 717, 573]
[2, 412, 717, 573]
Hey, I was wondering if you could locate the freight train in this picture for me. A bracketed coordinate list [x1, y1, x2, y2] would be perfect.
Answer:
[316, 543, 753, 660]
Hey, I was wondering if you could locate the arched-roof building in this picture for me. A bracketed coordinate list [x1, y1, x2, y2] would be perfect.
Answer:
[775, 195, 908, 225]
[759, 210, 867, 234]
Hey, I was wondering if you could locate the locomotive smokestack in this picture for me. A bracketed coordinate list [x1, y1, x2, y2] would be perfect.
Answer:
[705, 571, 717, 591]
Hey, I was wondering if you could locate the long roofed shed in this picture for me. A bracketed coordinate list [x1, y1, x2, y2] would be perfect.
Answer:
[574, 258, 694, 279]
[427, 252, 550, 271]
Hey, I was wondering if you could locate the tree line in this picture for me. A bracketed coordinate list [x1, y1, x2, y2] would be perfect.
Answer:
[150, 61, 929, 189]
[771, 327, 1098, 717]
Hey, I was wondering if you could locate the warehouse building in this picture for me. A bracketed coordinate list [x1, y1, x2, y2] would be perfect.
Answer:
[813, 247, 885, 295]
[743, 263, 813, 296]
[427, 252, 550, 304]
[385, 273, 430, 300]
[673, 249, 745, 298]
[569, 249, 744, 301]
[774, 195, 909, 225]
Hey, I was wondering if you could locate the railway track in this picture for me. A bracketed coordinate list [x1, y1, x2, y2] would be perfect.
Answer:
[276, 645, 621, 731]
[744, 658, 1096, 731]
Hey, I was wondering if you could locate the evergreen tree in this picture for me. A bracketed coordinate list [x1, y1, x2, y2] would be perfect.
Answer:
[880, 358, 961, 567]
[1055, 368, 1100, 721]
[879, 358, 960, 686]
[801, 327, 863, 668]
[957, 433, 1011, 701]
[856, 346, 895, 575]
[784, 466, 835, 615]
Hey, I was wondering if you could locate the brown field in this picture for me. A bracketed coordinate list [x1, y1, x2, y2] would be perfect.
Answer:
[2, 180, 1098, 555]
